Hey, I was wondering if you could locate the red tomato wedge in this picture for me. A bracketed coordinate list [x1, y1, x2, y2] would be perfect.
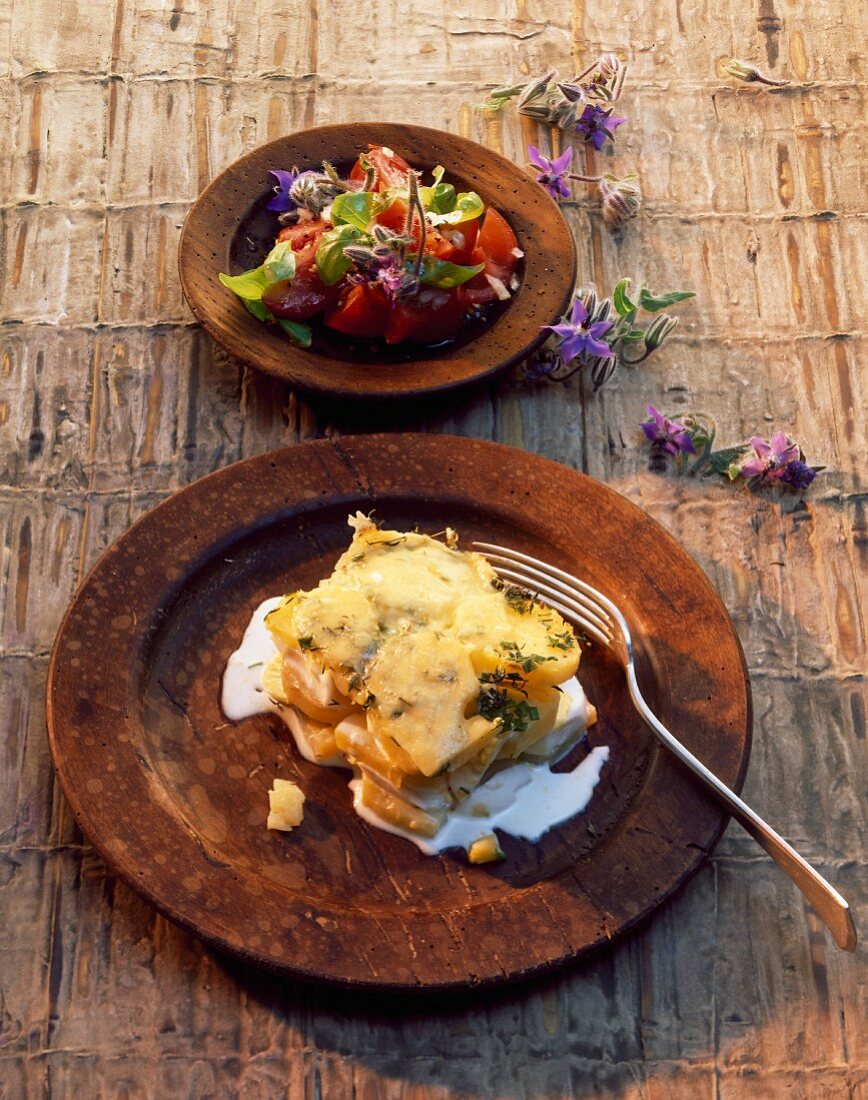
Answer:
[383, 287, 468, 345]
[429, 219, 480, 265]
[373, 196, 409, 234]
[477, 207, 518, 269]
[461, 208, 519, 306]
[350, 146, 413, 191]
[325, 284, 390, 338]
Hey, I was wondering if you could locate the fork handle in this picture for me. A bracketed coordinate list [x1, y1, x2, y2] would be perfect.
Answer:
[627, 668, 857, 951]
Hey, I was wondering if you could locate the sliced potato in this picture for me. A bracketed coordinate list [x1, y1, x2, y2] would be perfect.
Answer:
[267, 778, 305, 832]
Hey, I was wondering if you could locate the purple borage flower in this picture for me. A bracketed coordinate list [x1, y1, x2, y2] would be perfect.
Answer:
[527, 145, 574, 200]
[542, 297, 613, 362]
[575, 103, 627, 150]
[266, 169, 298, 212]
[640, 405, 697, 456]
[740, 432, 816, 487]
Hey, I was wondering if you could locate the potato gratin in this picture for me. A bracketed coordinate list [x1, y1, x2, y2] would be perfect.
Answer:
[237, 515, 598, 852]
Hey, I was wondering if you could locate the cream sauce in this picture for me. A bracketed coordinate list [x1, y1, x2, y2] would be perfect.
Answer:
[222, 598, 609, 855]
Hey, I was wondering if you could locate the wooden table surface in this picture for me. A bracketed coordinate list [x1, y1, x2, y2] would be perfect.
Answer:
[1, 1, 865, 1097]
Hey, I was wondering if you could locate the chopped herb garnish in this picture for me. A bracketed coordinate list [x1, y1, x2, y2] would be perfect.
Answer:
[479, 667, 528, 693]
[247, 661, 264, 669]
[498, 641, 556, 672]
[366, 535, 408, 548]
[546, 630, 577, 651]
[478, 684, 541, 735]
[297, 636, 319, 651]
[502, 584, 537, 614]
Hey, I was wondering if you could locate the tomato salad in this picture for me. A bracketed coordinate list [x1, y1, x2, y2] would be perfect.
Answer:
[219, 146, 522, 349]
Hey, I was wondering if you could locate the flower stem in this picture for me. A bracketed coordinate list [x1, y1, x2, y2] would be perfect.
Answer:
[405, 171, 427, 279]
[321, 161, 357, 193]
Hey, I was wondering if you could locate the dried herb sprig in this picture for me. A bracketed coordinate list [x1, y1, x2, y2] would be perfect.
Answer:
[528, 279, 695, 390]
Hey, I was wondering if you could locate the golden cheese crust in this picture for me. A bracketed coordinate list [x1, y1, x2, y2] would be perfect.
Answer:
[264, 519, 588, 835]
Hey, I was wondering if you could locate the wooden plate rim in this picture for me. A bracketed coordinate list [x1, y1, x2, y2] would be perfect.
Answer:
[47, 436, 752, 992]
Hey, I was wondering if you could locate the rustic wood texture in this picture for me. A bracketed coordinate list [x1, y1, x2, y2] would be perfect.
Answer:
[0, 0, 865, 1095]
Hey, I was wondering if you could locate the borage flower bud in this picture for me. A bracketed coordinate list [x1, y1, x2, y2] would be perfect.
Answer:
[721, 56, 789, 86]
[288, 172, 336, 217]
[600, 174, 641, 234]
[598, 54, 622, 81]
[557, 81, 586, 104]
[643, 313, 678, 351]
[521, 102, 558, 122]
[590, 354, 618, 391]
[523, 348, 562, 382]
[517, 69, 558, 109]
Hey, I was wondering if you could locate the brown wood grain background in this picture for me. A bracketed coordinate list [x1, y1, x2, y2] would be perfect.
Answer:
[1, 0, 865, 1096]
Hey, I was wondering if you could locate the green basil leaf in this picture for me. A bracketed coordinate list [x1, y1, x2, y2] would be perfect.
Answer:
[428, 183, 457, 215]
[613, 278, 638, 318]
[418, 257, 485, 288]
[244, 298, 275, 322]
[427, 191, 484, 226]
[331, 191, 375, 231]
[316, 224, 364, 285]
[638, 286, 696, 313]
[218, 266, 270, 301]
[277, 319, 312, 348]
[263, 240, 297, 283]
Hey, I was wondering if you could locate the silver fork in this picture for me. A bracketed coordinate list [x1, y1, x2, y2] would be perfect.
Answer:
[474, 541, 858, 952]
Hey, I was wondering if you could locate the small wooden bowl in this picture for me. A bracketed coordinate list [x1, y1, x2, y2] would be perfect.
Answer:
[178, 123, 576, 400]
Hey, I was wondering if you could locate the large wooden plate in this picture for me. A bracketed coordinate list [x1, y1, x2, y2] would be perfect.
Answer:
[178, 123, 576, 400]
[47, 436, 751, 991]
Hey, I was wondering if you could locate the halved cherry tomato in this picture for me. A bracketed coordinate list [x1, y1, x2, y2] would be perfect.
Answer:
[349, 146, 413, 191]
[325, 284, 390, 338]
[383, 287, 468, 345]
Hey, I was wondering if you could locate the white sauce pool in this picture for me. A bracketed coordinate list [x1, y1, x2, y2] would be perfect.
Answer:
[222, 597, 609, 854]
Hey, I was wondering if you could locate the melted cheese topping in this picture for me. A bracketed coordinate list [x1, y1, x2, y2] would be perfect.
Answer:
[265, 519, 581, 780]
[223, 518, 600, 857]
